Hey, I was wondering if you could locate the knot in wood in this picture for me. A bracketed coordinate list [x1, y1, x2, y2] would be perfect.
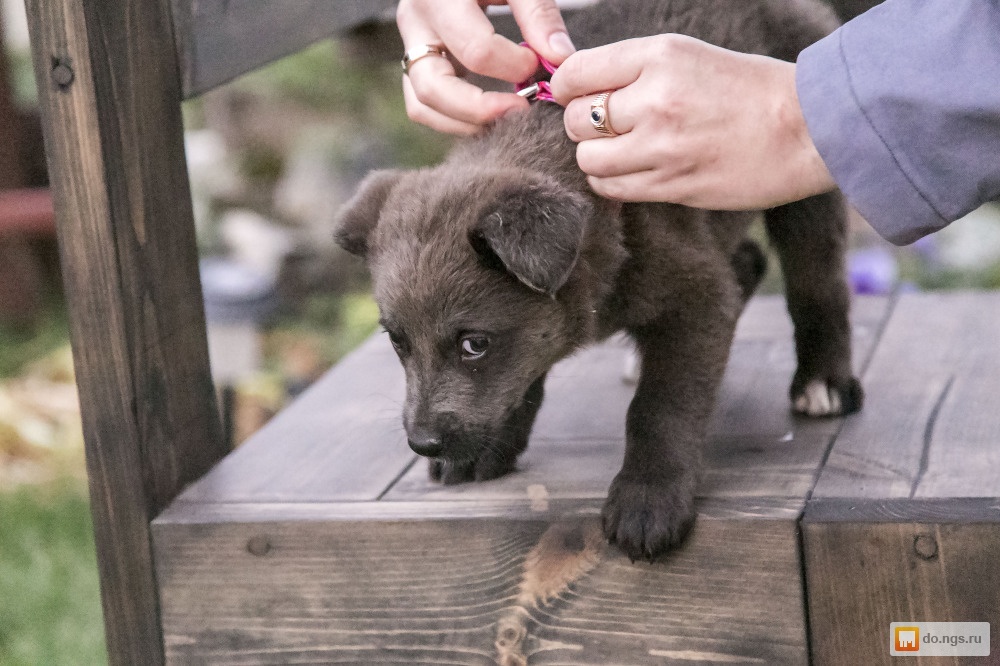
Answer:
[495, 615, 527, 665]
[51, 60, 75, 89]
[246, 535, 271, 557]
[913, 534, 938, 560]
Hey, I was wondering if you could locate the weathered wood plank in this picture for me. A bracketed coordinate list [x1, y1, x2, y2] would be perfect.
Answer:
[157, 497, 805, 525]
[711, 294, 887, 440]
[803, 512, 1000, 665]
[176, 332, 413, 503]
[25, 0, 226, 662]
[0, 16, 24, 189]
[162, 294, 890, 663]
[179, 295, 889, 506]
[813, 292, 1000, 499]
[154, 501, 808, 665]
[803, 292, 1000, 665]
[172, 0, 397, 98]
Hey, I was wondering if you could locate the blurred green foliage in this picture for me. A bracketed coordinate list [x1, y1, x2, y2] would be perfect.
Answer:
[0, 482, 106, 666]
[0, 303, 69, 379]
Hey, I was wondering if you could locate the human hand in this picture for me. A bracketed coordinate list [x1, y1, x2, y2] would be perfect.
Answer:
[397, 0, 575, 135]
[549, 34, 836, 209]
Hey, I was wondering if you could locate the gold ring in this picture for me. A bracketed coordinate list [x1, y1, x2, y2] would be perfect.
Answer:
[590, 91, 618, 136]
[401, 44, 448, 75]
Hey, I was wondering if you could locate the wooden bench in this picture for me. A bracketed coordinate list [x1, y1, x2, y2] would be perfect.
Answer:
[153, 293, 1000, 664]
[25, 0, 998, 664]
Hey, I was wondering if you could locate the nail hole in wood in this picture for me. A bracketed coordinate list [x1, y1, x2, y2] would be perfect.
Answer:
[913, 534, 938, 560]
[247, 536, 271, 556]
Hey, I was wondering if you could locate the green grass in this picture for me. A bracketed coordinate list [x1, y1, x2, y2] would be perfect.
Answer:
[0, 303, 70, 379]
[0, 481, 106, 666]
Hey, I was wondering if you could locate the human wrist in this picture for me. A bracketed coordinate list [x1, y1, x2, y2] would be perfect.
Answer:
[780, 62, 836, 201]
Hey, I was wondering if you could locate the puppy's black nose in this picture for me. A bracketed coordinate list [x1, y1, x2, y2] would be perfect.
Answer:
[407, 432, 443, 458]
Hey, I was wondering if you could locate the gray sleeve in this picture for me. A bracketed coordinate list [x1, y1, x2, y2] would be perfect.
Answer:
[795, 0, 1000, 245]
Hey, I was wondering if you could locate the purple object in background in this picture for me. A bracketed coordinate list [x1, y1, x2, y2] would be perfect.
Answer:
[848, 246, 898, 295]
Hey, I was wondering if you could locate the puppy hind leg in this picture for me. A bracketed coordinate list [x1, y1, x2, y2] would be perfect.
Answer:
[730, 239, 768, 304]
[764, 192, 863, 416]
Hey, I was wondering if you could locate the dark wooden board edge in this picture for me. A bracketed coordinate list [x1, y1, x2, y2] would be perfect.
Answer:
[804, 498, 1000, 524]
[172, 0, 397, 98]
[802, 498, 1000, 665]
[154, 498, 810, 664]
[156, 496, 805, 526]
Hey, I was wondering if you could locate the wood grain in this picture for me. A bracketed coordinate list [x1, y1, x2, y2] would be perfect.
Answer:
[803, 518, 1000, 665]
[803, 292, 1000, 665]
[180, 296, 889, 506]
[0, 17, 24, 189]
[813, 292, 1000, 499]
[171, 0, 397, 98]
[25, 0, 226, 662]
[176, 333, 414, 503]
[156, 294, 891, 663]
[154, 504, 808, 664]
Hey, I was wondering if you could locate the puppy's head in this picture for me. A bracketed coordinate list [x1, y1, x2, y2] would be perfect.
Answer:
[335, 166, 593, 475]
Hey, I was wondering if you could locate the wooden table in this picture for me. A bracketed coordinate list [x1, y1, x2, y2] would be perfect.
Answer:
[154, 293, 1000, 665]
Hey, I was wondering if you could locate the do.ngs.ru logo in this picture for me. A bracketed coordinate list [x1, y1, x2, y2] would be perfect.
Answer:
[890, 622, 990, 657]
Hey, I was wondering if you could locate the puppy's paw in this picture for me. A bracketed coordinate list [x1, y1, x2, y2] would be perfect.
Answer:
[792, 376, 863, 417]
[602, 473, 696, 561]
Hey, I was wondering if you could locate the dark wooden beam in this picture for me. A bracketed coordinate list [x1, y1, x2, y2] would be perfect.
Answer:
[171, 0, 397, 99]
[24, 0, 228, 663]
[0, 14, 24, 189]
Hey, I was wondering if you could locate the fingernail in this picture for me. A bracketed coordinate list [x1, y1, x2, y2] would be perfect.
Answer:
[549, 31, 576, 59]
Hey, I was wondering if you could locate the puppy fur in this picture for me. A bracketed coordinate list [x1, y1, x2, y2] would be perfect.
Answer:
[336, 0, 862, 560]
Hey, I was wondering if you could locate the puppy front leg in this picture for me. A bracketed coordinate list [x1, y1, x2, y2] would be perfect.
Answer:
[604, 301, 739, 561]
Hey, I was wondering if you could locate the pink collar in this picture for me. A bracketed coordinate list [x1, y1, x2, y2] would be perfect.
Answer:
[515, 44, 559, 104]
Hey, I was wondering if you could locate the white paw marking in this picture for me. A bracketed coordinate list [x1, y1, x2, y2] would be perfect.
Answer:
[794, 379, 842, 416]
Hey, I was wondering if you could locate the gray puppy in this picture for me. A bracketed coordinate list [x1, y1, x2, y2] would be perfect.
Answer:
[335, 0, 862, 560]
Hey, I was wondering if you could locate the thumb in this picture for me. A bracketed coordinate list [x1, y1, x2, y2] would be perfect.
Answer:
[508, 0, 576, 65]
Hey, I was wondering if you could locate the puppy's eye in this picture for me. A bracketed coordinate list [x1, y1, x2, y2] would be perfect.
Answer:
[460, 335, 489, 360]
[386, 329, 406, 354]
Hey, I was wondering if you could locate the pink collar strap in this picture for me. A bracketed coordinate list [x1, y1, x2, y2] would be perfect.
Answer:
[515, 43, 559, 104]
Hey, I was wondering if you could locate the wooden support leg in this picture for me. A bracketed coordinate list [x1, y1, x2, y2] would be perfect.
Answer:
[24, 0, 228, 663]
[803, 499, 1000, 664]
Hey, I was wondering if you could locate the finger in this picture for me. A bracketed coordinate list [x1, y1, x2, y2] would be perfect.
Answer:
[587, 170, 664, 203]
[507, 0, 575, 65]
[576, 133, 656, 179]
[402, 75, 483, 136]
[549, 37, 654, 104]
[399, 0, 538, 82]
[563, 88, 636, 142]
[406, 56, 530, 125]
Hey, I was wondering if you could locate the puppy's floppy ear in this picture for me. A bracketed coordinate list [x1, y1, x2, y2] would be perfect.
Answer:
[470, 177, 590, 296]
[334, 169, 402, 257]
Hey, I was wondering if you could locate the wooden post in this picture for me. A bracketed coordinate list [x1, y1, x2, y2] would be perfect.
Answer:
[0, 14, 24, 188]
[802, 293, 1000, 663]
[803, 499, 1000, 664]
[24, 0, 227, 663]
